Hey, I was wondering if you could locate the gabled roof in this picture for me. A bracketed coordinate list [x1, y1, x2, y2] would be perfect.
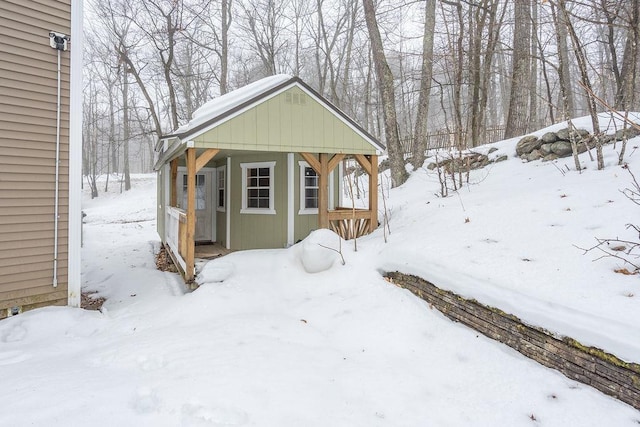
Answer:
[159, 75, 385, 152]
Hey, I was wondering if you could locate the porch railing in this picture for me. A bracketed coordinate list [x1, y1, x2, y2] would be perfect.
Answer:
[328, 207, 372, 240]
[165, 206, 187, 273]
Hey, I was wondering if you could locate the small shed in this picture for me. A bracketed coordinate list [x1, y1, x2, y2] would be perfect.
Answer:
[154, 75, 384, 281]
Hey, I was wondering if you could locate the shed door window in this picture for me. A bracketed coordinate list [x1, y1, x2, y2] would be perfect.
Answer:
[182, 174, 206, 210]
[241, 161, 276, 214]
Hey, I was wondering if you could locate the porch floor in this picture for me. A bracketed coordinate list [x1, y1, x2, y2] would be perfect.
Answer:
[195, 242, 232, 260]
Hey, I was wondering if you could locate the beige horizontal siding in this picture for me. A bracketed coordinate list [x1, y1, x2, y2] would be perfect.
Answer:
[0, 0, 71, 311]
[0, 287, 68, 312]
[0, 244, 68, 259]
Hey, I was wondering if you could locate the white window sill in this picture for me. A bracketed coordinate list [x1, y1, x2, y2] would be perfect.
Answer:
[298, 209, 318, 215]
[240, 208, 276, 215]
[217, 207, 226, 213]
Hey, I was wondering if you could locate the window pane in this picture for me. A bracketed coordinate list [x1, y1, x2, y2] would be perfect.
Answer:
[258, 167, 270, 176]
[258, 198, 270, 208]
[306, 198, 318, 209]
[248, 199, 258, 208]
[248, 168, 258, 177]
[248, 177, 258, 187]
[248, 189, 259, 198]
[259, 177, 270, 187]
[259, 189, 269, 198]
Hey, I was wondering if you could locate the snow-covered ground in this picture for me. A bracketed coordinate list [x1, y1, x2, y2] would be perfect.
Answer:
[1, 115, 640, 425]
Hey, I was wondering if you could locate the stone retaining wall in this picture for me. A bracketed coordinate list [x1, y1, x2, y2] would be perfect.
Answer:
[385, 271, 640, 410]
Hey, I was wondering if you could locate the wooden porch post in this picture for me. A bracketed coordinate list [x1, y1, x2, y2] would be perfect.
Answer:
[185, 148, 196, 282]
[170, 158, 178, 207]
[368, 154, 378, 232]
[318, 153, 329, 229]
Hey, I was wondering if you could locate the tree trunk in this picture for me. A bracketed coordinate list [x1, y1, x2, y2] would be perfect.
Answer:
[528, 1, 538, 130]
[504, 0, 531, 139]
[123, 66, 131, 191]
[556, 1, 575, 117]
[220, 0, 230, 95]
[617, 0, 640, 109]
[362, 0, 407, 187]
[411, 0, 436, 169]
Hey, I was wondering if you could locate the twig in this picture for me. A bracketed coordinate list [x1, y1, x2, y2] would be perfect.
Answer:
[318, 239, 345, 266]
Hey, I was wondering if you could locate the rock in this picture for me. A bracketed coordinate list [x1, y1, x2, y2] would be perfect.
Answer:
[542, 153, 559, 162]
[515, 135, 542, 155]
[577, 143, 588, 154]
[494, 155, 508, 162]
[576, 129, 590, 139]
[540, 143, 553, 155]
[550, 140, 573, 156]
[540, 132, 558, 144]
[527, 149, 543, 161]
[426, 162, 437, 170]
[488, 147, 498, 154]
[556, 128, 570, 140]
[556, 127, 589, 142]
[601, 134, 615, 145]
[615, 127, 640, 141]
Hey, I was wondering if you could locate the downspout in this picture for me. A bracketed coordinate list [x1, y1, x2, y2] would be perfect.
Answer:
[50, 32, 68, 288]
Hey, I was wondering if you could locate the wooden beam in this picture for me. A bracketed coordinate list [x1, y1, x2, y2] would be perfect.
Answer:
[318, 153, 329, 229]
[170, 158, 178, 207]
[195, 148, 220, 173]
[368, 155, 378, 232]
[300, 152, 321, 174]
[185, 148, 196, 282]
[327, 153, 345, 173]
[354, 154, 372, 176]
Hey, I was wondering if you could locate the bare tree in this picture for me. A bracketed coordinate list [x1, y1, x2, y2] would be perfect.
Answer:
[362, 0, 407, 187]
[411, 0, 436, 170]
[504, 0, 532, 138]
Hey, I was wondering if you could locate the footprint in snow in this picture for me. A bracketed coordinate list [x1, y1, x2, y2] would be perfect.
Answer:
[181, 403, 249, 427]
[132, 386, 161, 414]
[1, 323, 27, 343]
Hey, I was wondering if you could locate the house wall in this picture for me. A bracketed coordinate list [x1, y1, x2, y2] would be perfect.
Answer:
[228, 153, 289, 250]
[192, 86, 378, 155]
[0, 0, 72, 317]
[185, 153, 342, 250]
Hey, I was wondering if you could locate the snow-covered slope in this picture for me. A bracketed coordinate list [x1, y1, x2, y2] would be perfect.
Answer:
[0, 118, 639, 425]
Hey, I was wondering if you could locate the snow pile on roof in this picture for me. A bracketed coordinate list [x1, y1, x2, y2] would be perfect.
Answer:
[174, 74, 292, 135]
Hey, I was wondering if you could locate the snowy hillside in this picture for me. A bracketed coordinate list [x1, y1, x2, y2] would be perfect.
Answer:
[1, 117, 639, 425]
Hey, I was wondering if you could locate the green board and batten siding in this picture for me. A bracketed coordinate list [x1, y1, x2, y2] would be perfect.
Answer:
[203, 153, 340, 250]
[192, 86, 376, 155]
[228, 153, 288, 250]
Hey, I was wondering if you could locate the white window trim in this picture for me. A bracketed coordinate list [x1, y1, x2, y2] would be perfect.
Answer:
[298, 161, 334, 215]
[298, 161, 319, 215]
[216, 165, 226, 212]
[240, 161, 276, 215]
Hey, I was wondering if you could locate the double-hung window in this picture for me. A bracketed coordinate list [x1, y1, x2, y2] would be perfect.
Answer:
[299, 161, 319, 214]
[216, 166, 226, 212]
[240, 161, 276, 214]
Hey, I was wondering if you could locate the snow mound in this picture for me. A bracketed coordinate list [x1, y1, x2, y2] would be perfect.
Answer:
[197, 260, 235, 284]
[299, 229, 343, 273]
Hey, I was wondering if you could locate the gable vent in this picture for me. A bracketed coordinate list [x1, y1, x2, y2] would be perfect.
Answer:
[285, 92, 307, 106]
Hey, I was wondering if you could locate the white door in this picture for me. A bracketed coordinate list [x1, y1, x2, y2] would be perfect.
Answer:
[178, 170, 216, 242]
